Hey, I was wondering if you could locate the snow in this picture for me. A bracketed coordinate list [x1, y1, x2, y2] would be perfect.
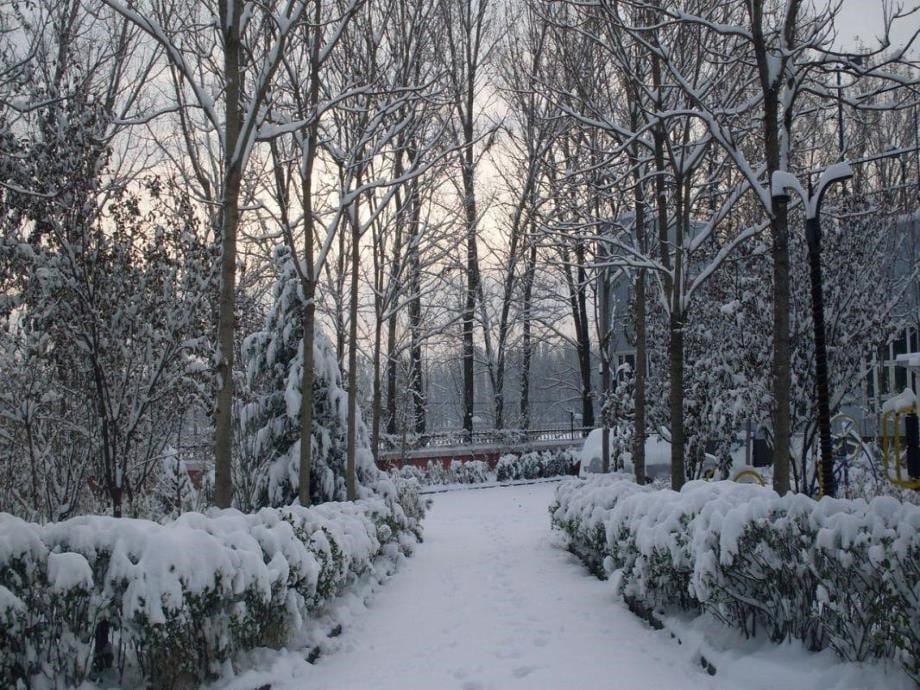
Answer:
[216, 482, 719, 690]
[882, 387, 916, 413]
[46, 552, 92, 593]
[580, 430, 670, 476]
[207, 482, 913, 690]
[663, 612, 916, 690]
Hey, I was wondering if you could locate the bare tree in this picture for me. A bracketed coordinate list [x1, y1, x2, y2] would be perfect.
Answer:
[257, 0, 364, 505]
[541, 0, 770, 488]
[323, 0, 453, 496]
[489, 2, 560, 430]
[439, 0, 498, 438]
[102, 0, 309, 507]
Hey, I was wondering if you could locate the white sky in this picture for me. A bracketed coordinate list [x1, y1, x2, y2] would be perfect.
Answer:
[835, 0, 920, 52]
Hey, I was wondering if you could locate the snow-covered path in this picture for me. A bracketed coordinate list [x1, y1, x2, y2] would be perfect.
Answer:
[216, 481, 910, 690]
[290, 482, 718, 690]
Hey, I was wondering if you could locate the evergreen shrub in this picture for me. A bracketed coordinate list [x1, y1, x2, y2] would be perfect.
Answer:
[550, 476, 920, 681]
[0, 477, 425, 688]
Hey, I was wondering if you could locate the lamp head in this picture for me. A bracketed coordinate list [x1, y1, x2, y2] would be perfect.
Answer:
[820, 162, 854, 186]
[770, 170, 803, 206]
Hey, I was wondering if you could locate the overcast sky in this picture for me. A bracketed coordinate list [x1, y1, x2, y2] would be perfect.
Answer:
[836, 0, 919, 52]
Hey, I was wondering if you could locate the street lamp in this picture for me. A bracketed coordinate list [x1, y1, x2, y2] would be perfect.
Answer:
[771, 162, 854, 498]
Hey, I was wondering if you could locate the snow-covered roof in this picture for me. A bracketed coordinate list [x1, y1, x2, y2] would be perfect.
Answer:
[894, 352, 920, 372]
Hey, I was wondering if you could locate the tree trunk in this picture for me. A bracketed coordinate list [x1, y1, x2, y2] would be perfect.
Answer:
[299, 293, 315, 505]
[668, 307, 686, 489]
[336, 215, 348, 370]
[385, 313, 398, 435]
[749, 0, 800, 496]
[598, 231, 611, 472]
[633, 267, 647, 484]
[24, 418, 40, 515]
[213, 0, 243, 509]
[559, 239, 594, 432]
[632, 151, 648, 485]
[297, 6, 322, 507]
[213, 160, 239, 509]
[575, 242, 594, 430]
[493, 194, 529, 430]
[763, 87, 792, 497]
[345, 179, 361, 501]
[519, 242, 536, 429]
[651, 47, 685, 490]
[770, 198, 792, 494]
[371, 314, 383, 458]
[461, 145, 478, 438]
[408, 194, 425, 435]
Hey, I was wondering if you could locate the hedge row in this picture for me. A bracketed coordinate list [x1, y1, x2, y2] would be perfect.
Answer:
[495, 449, 579, 482]
[550, 475, 919, 681]
[0, 477, 425, 689]
[393, 459, 491, 486]
[390, 449, 580, 487]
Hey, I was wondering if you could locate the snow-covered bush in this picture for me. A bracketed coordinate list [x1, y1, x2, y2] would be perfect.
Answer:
[496, 449, 579, 482]
[686, 488, 823, 644]
[810, 497, 920, 670]
[550, 476, 920, 680]
[551, 473, 646, 577]
[387, 449, 578, 487]
[392, 464, 426, 484]
[424, 461, 451, 485]
[391, 460, 490, 486]
[451, 460, 490, 484]
[0, 518, 49, 684]
[0, 477, 425, 688]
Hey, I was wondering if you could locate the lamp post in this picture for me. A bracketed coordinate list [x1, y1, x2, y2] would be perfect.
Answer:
[771, 163, 854, 498]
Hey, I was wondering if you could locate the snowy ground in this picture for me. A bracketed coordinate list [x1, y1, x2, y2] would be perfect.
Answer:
[212, 482, 912, 690]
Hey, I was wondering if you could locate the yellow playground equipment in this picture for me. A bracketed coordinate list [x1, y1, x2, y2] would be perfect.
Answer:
[880, 404, 920, 491]
[702, 466, 766, 485]
[731, 468, 766, 485]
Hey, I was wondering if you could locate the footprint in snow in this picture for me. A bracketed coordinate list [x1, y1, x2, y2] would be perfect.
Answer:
[512, 665, 537, 679]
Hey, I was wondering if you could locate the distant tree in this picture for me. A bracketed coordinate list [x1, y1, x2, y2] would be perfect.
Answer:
[438, 0, 498, 439]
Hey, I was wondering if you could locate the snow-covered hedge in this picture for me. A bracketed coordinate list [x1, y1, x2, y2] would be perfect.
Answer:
[495, 449, 579, 482]
[0, 477, 425, 689]
[550, 476, 920, 680]
[429, 459, 490, 485]
[389, 449, 579, 487]
[391, 459, 490, 486]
